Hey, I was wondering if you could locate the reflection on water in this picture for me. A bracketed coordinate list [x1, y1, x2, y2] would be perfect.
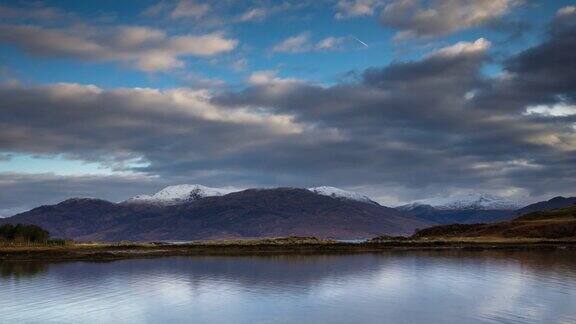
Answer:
[0, 261, 48, 279]
[1, 250, 576, 324]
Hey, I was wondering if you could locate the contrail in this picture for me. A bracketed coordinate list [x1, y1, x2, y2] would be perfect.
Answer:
[352, 36, 369, 48]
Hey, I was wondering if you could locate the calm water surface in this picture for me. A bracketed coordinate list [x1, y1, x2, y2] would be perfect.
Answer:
[1, 250, 576, 324]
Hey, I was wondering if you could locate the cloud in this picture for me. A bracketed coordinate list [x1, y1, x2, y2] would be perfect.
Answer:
[524, 102, 576, 117]
[142, 1, 302, 27]
[0, 172, 166, 217]
[247, 70, 302, 85]
[272, 33, 346, 53]
[272, 33, 311, 53]
[232, 58, 248, 71]
[380, 0, 520, 39]
[143, 0, 211, 20]
[0, 24, 237, 71]
[0, 82, 317, 199]
[557, 6, 576, 18]
[0, 3, 69, 21]
[215, 29, 576, 201]
[2, 12, 576, 208]
[238, 8, 268, 22]
[335, 0, 381, 19]
[170, 0, 210, 19]
[473, 10, 576, 113]
[431, 38, 491, 57]
[315, 37, 346, 51]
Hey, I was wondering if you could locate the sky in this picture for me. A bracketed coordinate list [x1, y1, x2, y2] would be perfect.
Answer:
[0, 0, 575, 215]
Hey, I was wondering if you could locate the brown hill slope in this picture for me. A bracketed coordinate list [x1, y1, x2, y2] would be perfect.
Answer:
[514, 196, 576, 215]
[413, 206, 576, 239]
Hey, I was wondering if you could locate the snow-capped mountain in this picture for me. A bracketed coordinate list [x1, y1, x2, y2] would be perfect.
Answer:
[307, 186, 375, 203]
[4, 187, 428, 241]
[405, 192, 519, 210]
[397, 202, 436, 212]
[124, 184, 240, 205]
[124, 184, 376, 205]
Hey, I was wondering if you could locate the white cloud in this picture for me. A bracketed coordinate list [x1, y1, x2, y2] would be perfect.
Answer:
[557, 6, 576, 17]
[272, 33, 311, 53]
[0, 25, 237, 71]
[170, 0, 210, 19]
[272, 33, 346, 53]
[238, 8, 268, 22]
[231, 58, 248, 71]
[315, 37, 345, 51]
[247, 70, 300, 85]
[431, 38, 491, 57]
[335, 0, 381, 19]
[524, 102, 576, 117]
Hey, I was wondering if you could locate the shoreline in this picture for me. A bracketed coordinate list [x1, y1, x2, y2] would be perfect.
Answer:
[2, 239, 576, 261]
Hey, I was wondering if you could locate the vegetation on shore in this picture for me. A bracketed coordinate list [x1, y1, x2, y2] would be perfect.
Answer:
[0, 224, 70, 247]
[1, 236, 575, 262]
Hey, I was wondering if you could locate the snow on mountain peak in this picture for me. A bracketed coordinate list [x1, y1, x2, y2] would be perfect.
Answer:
[124, 184, 239, 205]
[411, 192, 519, 210]
[308, 186, 374, 203]
[125, 184, 376, 205]
[396, 202, 435, 211]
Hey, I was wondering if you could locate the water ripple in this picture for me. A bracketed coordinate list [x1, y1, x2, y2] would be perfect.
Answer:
[1, 251, 576, 323]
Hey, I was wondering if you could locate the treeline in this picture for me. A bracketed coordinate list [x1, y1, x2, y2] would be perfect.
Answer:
[0, 224, 69, 246]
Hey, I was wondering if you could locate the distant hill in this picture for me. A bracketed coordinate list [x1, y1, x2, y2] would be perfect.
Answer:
[396, 192, 519, 224]
[515, 196, 576, 216]
[0, 188, 429, 241]
[413, 205, 576, 239]
[402, 192, 519, 211]
[396, 204, 514, 224]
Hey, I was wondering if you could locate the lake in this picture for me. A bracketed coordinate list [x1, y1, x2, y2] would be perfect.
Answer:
[1, 250, 576, 323]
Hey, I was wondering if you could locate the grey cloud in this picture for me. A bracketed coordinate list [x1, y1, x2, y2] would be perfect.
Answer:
[0, 24, 237, 71]
[142, 1, 306, 28]
[0, 83, 306, 164]
[379, 0, 520, 39]
[335, 0, 381, 19]
[0, 3, 70, 22]
[1, 14, 576, 207]
[0, 173, 169, 217]
[474, 9, 576, 112]
[213, 35, 575, 201]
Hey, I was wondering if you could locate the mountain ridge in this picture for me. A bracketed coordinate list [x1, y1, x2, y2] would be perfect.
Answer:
[401, 192, 519, 211]
[123, 184, 376, 205]
[515, 196, 576, 216]
[1, 187, 428, 241]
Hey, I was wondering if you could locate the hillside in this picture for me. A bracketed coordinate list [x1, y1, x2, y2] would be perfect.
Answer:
[397, 204, 514, 224]
[412, 206, 576, 239]
[0, 188, 429, 241]
[515, 196, 576, 216]
[396, 192, 519, 224]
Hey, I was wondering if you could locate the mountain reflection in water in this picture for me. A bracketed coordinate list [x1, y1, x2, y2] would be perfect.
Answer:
[1, 250, 575, 323]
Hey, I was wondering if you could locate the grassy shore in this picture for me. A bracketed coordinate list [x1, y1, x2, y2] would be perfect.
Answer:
[1, 237, 576, 261]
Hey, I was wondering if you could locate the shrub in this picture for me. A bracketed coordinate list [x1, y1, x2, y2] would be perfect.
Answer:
[0, 224, 50, 244]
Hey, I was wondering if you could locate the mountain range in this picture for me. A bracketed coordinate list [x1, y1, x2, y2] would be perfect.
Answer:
[397, 194, 576, 225]
[413, 205, 576, 240]
[396, 193, 519, 224]
[0, 186, 427, 241]
[1, 184, 574, 242]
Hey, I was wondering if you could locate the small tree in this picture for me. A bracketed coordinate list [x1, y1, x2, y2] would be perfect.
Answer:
[0, 224, 50, 245]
